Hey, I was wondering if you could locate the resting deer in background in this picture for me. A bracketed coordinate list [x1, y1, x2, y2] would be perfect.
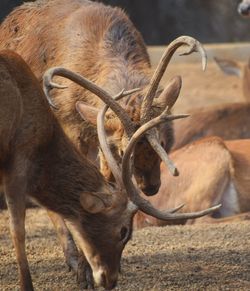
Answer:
[213, 0, 250, 101]
[135, 136, 250, 229]
[172, 0, 250, 151]
[172, 102, 250, 150]
[0, 50, 219, 290]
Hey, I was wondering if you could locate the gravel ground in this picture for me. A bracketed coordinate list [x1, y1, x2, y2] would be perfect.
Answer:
[1, 209, 250, 290]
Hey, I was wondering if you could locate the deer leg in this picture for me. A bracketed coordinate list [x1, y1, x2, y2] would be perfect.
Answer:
[5, 185, 33, 291]
[46, 210, 79, 273]
[47, 211, 94, 288]
[77, 250, 94, 289]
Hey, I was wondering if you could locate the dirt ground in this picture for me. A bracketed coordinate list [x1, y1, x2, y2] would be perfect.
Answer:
[1, 61, 250, 290]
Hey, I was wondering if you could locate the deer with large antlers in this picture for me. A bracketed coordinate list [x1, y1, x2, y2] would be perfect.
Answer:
[0, 0, 208, 276]
[0, 50, 219, 290]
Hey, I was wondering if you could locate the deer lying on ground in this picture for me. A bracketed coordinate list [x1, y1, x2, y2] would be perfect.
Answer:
[172, 102, 250, 150]
[134, 136, 250, 229]
[0, 50, 219, 290]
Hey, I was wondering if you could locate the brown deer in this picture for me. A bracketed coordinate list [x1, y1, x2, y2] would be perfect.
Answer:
[134, 136, 250, 229]
[0, 0, 207, 196]
[214, 56, 250, 102]
[213, 1, 250, 100]
[0, 50, 219, 290]
[172, 102, 250, 150]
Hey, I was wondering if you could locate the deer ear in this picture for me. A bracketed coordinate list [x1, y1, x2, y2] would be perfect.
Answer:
[80, 191, 114, 214]
[154, 76, 182, 110]
[214, 57, 242, 77]
[76, 101, 99, 125]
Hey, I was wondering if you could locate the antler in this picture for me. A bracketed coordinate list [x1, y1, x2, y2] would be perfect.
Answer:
[97, 97, 220, 220]
[140, 36, 207, 176]
[97, 96, 187, 214]
[97, 88, 141, 187]
[121, 108, 221, 220]
[43, 67, 136, 135]
[43, 66, 181, 176]
[141, 36, 207, 122]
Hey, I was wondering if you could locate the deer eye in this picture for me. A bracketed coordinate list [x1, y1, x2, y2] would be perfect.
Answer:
[120, 226, 128, 241]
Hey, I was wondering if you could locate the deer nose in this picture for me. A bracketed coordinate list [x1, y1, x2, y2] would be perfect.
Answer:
[101, 273, 117, 290]
[238, 3, 250, 16]
[141, 184, 160, 196]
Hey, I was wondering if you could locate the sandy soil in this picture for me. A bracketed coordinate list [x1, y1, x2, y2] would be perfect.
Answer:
[0, 62, 250, 290]
[1, 209, 250, 290]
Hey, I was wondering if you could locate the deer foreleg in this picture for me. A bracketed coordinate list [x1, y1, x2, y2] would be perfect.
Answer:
[47, 210, 79, 272]
[5, 185, 33, 291]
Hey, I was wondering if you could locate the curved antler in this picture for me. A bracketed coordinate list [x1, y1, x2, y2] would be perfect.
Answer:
[141, 36, 207, 122]
[140, 36, 207, 176]
[121, 108, 221, 220]
[43, 67, 136, 135]
[97, 88, 141, 187]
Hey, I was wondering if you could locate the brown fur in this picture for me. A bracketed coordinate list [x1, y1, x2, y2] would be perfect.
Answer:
[0, 0, 173, 195]
[134, 137, 250, 228]
[0, 50, 135, 290]
[173, 102, 250, 150]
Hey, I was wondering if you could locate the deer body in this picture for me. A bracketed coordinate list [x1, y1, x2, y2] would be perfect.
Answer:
[173, 102, 250, 150]
[134, 137, 250, 228]
[0, 50, 135, 290]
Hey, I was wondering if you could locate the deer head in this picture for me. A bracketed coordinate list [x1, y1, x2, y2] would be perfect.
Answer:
[43, 36, 207, 196]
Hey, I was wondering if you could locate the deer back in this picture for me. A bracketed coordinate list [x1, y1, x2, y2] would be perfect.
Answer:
[173, 102, 250, 150]
[0, 50, 55, 155]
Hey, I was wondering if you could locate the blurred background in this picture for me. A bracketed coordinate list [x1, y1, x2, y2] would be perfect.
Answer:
[1, 0, 250, 45]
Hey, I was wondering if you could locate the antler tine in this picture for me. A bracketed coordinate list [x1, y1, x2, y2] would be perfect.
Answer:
[43, 78, 67, 109]
[145, 76, 183, 176]
[97, 88, 141, 188]
[43, 67, 135, 135]
[140, 36, 207, 123]
[147, 130, 179, 176]
[122, 108, 221, 220]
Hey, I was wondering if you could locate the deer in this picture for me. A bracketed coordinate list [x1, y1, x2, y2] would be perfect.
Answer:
[172, 102, 250, 150]
[213, 0, 250, 101]
[0, 0, 209, 277]
[0, 49, 220, 290]
[134, 136, 250, 229]
[214, 56, 250, 102]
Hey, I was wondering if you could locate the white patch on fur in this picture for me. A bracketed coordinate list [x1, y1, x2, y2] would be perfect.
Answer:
[127, 201, 138, 213]
[219, 182, 240, 216]
[92, 268, 104, 287]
